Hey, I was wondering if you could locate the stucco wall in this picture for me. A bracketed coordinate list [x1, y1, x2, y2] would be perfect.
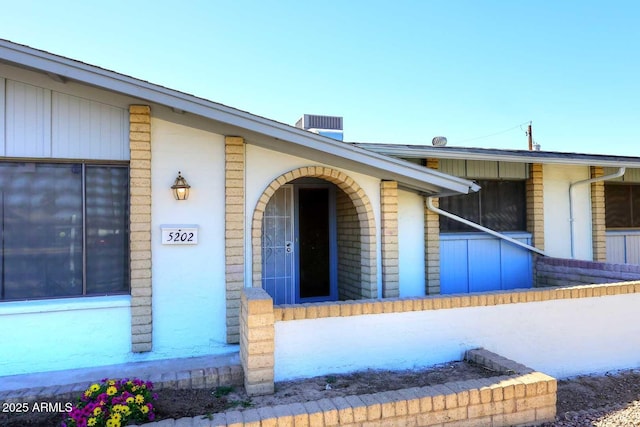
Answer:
[150, 117, 230, 357]
[245, 145, 383, 295]
[398, 189, 426, 297]
[0, 296, 131, 376]
[274, 284, 640, 381]
[543, 164, 592, 260]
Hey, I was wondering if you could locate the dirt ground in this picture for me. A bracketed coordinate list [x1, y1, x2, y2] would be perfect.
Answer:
[2, 362, 640, 426]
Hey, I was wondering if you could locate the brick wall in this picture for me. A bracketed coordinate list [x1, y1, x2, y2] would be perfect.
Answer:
[240, 288, 274, 396]
[380, 180, 399, 297]
[235, 287, 558, 427]
[251, 166, 377, 300]
[424, 158, 441, 294]
[591, 166, 607, 262]
[536, 256, 640, 287]
[129, 105, 153, 353]
[336, 188, 362, 300]
[526, 163, 544, 250]
[225, 136, 245, 344]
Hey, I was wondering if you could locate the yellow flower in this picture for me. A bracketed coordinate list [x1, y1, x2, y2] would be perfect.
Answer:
[131, 385, 138, 392]
[122, 406, 131, 416]
[135, 394, 145, 404]
[111, 412, 122, 422]
[89, 383, 100, 392]
[84, 390, 92, 397]
[106, 386, 118, 396]
[108, 380, 116, 386]
[126, 397, 134, 404]
[87, 417, 97, 427]
[140, 405, 149, 414]
[93, 407, 102, 416]
[106, 418, 121, 427]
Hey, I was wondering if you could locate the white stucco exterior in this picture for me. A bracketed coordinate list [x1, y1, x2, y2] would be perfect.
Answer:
[274, 292, 640, 381]
[0, 296, 131, 376]
[543, 164, 593, 260]
[150, 117, 231, 358]
[398, 189, 426, 297]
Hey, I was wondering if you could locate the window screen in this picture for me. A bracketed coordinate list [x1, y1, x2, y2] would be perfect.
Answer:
[0, 162, 129, 301]
[605, 183, 640, 228]
[439, 180, 526, 232]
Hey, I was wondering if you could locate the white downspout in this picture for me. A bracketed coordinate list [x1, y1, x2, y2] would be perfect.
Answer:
[569, 167, 625, 259]
[426, 196, 547, 256]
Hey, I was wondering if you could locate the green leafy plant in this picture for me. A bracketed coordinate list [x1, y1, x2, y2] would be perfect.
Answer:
[213, 385, 234, 398]
[61, 378, 157, 427]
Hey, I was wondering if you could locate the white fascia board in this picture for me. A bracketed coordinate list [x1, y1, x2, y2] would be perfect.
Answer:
[0, 40, 478, 195]
[357, 144, 640, 168]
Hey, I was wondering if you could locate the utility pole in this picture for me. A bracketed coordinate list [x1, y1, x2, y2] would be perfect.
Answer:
[527, 121, 533, 151]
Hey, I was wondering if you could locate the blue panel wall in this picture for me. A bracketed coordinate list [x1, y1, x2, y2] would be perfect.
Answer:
[440, 239, 469, 293]
[440, 233, 533, 294]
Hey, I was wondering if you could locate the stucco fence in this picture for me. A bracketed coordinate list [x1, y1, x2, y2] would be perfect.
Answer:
[237, 279, 640, 426]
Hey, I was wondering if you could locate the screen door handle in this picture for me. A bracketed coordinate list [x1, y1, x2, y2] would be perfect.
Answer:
[285, 241, 293, 253]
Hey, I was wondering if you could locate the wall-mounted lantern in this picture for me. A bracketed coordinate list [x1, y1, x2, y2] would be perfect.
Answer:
[171, 171, 191, 200]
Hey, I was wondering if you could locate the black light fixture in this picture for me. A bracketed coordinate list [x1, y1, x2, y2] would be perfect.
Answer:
[171, 171, 191, 200]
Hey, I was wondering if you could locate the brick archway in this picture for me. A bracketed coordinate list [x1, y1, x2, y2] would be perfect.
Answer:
[252, 166, 377, 300]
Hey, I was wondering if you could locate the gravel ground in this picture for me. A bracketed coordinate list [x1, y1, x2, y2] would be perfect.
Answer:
[546, 402, 640, 426]
[542, 369, 640, 427]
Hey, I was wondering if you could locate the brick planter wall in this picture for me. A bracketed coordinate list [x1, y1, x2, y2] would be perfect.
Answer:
[536, 256, 640, 287]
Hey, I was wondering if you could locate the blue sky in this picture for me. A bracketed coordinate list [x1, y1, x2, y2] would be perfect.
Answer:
[2, 1, 639, 155]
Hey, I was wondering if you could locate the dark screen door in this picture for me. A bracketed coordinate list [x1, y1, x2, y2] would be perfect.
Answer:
[297, 187, 332, 299]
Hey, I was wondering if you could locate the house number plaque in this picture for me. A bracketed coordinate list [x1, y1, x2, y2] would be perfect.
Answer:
[161, 225, 198, 245]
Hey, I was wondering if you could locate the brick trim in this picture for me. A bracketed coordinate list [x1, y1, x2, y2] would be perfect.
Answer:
[526, 163, 544, 250]
[273, 279, 640, 322]
[225, 136, 245, 344]
[129, 105, 152, 353]
[251, 166, 377, 299]
[424, 158, 440, 295]
[591, 166, 606, 261]
[380, 180, 399, 298]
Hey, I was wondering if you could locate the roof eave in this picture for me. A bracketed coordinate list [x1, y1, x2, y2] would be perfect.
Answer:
[0, 40, 478, 196]
[355, 144, 640, 168]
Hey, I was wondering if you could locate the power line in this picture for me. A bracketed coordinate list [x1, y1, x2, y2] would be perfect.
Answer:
[453, 121, 531, 144]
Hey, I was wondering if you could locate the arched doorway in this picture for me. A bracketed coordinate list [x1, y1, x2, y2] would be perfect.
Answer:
[252, 166, 377, 304]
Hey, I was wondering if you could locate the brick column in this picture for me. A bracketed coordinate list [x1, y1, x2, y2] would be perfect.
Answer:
[526, 163, 544, 250]
[380, 180, 399, 298]
[240, 288, 274, 396]
[424, 158, 441, 295]
[591, 166, 606, 261]
[225, 136, 245, 344]
[129, 105, 152, 353]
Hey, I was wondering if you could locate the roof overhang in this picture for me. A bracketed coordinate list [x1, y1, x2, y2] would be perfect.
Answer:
[354, 144, 640, 168]
[0, 39, 479, 196]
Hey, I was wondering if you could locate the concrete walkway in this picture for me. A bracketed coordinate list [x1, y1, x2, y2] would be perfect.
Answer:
[0, 350, 242, 400]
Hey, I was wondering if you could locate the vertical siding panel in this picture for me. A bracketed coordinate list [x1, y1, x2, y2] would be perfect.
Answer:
[52, 92, 127, 160]
[624, 169, 640, 182]
[500, 238, 533, 289]
[467, 238, 501, 292]
[606, 234, 626, 264]
[43, 89, 52, 157]
[440, 238, 469, 293]
[0, 77, 5, 156]
[625, 234, 640, 264]
[466, 160, 498, 178]
[498, 161, 527, 179]
[5, 80, 48, 157]
[439, 159, 466, 177]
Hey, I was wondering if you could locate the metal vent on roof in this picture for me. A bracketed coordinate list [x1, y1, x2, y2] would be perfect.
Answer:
[296, 114, 343, 131]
